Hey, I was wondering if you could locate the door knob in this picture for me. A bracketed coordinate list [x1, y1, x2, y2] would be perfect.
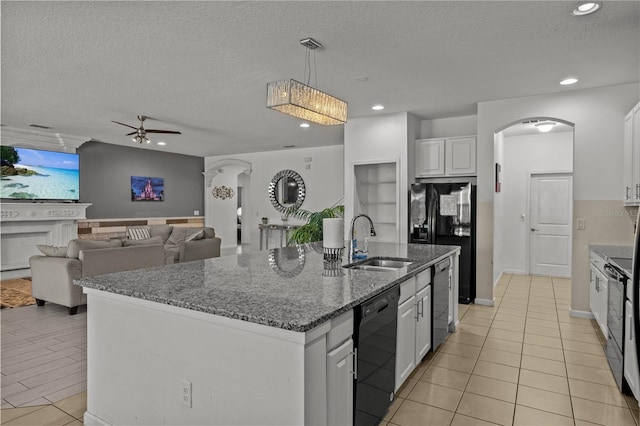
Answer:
[531, 228, 539, 232]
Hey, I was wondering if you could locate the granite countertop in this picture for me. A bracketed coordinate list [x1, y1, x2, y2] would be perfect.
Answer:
[75, 242, 459, 332]
[590, 244, 633, 276]
[590, 244, 633, 261]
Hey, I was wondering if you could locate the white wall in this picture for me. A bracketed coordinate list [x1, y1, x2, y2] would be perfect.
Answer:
[492, 132, 505, 286]
[205, 145, 344, 250]
[421, 115, 478, 139]
[476, 83, 640, 311]
[209, 166, 244, 249]
[345, 112, 418, 244]
[500, 131, 573, 274]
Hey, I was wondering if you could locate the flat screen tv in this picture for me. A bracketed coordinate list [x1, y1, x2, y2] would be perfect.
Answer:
[0, 146, 80, 201]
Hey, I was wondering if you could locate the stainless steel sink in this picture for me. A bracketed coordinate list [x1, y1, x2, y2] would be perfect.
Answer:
[344, 257, 413, 271]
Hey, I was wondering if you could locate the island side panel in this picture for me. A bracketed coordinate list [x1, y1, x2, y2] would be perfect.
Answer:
[84, 289, 306, 426]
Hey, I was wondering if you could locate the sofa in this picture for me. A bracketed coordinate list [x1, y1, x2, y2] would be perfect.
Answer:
[29, 226, 221, 314]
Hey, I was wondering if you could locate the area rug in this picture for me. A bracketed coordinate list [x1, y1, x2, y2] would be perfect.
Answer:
[0, 278, 36, 309]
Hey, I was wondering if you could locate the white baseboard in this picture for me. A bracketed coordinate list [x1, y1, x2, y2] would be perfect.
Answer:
[475, 298, 495, 307]
[503, 269, 526, 275]
[0, 268, 31, 280]
[570, 310, 595, 319]
[493, 271, 503, 289]
[84, 412, 110, 426]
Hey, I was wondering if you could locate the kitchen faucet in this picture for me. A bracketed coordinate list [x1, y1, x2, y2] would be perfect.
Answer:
[348, 214, 377, 261]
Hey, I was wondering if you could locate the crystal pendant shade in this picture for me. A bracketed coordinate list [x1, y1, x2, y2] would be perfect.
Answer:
[266, 79, 347, 125]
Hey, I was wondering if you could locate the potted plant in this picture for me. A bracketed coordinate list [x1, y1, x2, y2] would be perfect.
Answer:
[287, 205, 344, 244]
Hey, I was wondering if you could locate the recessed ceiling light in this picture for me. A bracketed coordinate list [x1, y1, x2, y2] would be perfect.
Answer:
[157, 141, 166, 146]
[535, 122, 556, 133]
[300, 123, 310, 128]
[560, 77, 578, 85]
[572, 1, 601, 16]
[372, 105, 385, 111]
[356, 76, 369, 82]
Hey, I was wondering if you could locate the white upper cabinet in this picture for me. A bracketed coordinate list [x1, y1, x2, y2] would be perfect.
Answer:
[415, 139, 445, 176]
[624, 102, 640, 205]
[416, 136, 477, 177]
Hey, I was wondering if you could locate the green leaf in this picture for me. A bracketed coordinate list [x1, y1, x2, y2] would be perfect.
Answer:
[287, 205, 344, 244]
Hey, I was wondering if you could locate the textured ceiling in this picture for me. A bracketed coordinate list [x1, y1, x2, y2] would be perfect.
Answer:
[1, 1, 638, 157]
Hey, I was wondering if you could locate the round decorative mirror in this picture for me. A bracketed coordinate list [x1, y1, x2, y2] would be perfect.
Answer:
[268, 169, 306, 213]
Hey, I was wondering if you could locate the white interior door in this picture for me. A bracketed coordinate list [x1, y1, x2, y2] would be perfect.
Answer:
[529, 173, 573, 277]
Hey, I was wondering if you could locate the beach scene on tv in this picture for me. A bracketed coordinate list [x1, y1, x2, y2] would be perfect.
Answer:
[0, 146, 80, 200]
[131, 176, 164, 201]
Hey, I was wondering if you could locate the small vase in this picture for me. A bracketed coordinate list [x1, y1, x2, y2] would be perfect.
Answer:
[261, 218, 268, 225]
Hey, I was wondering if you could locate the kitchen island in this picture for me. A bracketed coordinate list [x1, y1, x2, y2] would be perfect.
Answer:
[77, 242, 459, 426]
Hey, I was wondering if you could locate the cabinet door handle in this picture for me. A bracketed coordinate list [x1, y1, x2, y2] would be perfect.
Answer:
[627, 186, 631, 200]
[350, 349, 358, 379]
[631, 316, 634, 341]
[636, 184, 640, 199]
[420, 299, 424, 318]
[595, 276, 599, 292]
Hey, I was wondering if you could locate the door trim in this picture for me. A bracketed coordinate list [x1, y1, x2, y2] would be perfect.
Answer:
[526, 171, 573, 276]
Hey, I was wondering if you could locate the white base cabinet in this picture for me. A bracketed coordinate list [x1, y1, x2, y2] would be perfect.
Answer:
[415, 284, 432, 361]
[327, 338, 354, 426]
[395, 269, 431, 391]
[589, 250, 608, 338]
[83, 288, 355, 426]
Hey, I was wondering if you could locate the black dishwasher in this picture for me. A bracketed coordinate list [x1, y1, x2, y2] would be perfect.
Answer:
[354, 286, 400, 426]
[433, 258, 450, 350]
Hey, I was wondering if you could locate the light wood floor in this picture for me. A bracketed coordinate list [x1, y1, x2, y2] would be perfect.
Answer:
[1, 274, 639, 425]
[1, 302, 87, 424]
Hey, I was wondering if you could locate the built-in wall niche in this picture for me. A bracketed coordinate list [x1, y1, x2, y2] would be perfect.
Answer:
[353, 161, 399, 243]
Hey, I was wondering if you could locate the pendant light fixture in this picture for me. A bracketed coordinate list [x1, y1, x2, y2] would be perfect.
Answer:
[266, 38, 347, 126]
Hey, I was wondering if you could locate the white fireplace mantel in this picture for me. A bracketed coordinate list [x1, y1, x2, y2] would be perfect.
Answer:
[1, 203, 92, 278]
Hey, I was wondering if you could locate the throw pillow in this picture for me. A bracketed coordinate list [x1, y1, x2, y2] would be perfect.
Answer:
[166, 227, 191, 249]
[202, 227, 215, 239]
[36, 245, 68, 257]
[126, 226, 151, 240]
[67, 239, 123, 259]
[185, 229, 204, 242]
[122, 236, 163, 247]
[149, 225, 173, 243]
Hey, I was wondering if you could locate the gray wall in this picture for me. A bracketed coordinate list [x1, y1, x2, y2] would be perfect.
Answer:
[78, 142, 204, 219]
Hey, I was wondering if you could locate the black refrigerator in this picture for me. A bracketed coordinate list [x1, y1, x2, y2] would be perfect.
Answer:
[409, 182, 476, 304]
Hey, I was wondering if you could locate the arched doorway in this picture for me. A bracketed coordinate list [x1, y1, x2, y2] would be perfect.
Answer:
[492, 117, 575, 284]
[204, 159, 252, 253]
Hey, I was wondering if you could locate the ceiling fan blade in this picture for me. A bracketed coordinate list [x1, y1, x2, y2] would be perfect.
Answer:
[145, 129, 182, 134]
[112, 120, 138, 130]
[125, 131, 138, 136]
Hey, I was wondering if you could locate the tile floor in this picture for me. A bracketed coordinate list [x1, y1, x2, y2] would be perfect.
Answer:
[1, 302, 87, 424]
[382, 273, 639, 426]
[1, 273, 639, 425]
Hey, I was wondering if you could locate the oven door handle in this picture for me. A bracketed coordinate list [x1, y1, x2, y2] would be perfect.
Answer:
[604, 264, 623, 280]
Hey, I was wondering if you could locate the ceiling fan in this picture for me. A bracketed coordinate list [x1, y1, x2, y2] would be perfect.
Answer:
[112, 115, 182, 144]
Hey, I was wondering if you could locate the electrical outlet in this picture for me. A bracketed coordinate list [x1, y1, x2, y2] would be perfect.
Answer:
[194, 210, 199, 216]
[305, 164, 311, 170]
[180, 380, 192, 408]
[577, 218, 586, 230]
